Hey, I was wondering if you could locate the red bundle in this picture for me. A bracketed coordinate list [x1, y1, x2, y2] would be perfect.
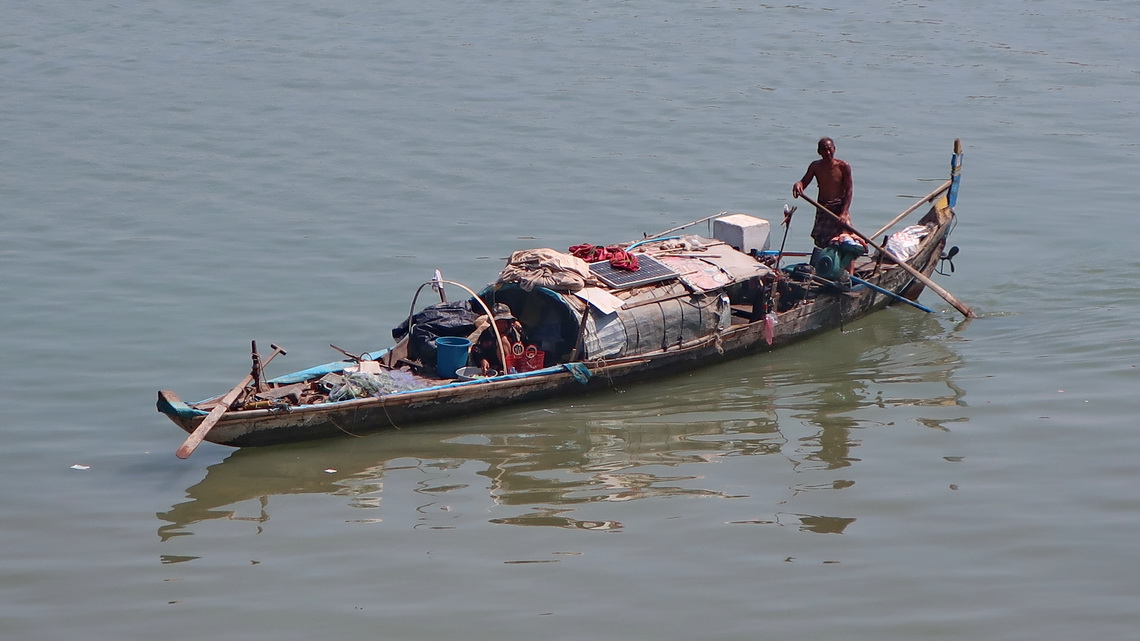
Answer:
[568, 244, 640, 271]
[569, 244, 611, 263]
[607, 249, 639, 271]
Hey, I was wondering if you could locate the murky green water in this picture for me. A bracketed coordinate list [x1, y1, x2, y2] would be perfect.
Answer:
[3, 2, 1138, 639]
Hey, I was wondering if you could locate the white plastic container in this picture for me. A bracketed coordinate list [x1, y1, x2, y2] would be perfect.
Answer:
[712, 214, 772, 255]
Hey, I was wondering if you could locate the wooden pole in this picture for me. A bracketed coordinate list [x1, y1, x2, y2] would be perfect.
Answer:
[643, 211, 728, 240]
[567, 301, 592, 362]
[870, 179, 953, 239]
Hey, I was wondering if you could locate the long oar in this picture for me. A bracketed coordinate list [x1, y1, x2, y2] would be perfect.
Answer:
[812, 274, 933, 313]
[870, 179, 952, 239]
[850, 275, 934, 313]
[795, 193, 976, 318]
[175, 343, 287, 459]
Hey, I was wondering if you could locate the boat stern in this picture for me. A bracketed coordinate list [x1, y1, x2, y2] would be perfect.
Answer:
[156, 390, 205, 433]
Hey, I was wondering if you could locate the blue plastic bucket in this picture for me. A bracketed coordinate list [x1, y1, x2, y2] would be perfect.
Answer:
[435, 336, 472, 378]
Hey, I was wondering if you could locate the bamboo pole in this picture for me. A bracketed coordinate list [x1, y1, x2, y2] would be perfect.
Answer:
[870, 179, 953, 239]
[643, 211, 728, 240]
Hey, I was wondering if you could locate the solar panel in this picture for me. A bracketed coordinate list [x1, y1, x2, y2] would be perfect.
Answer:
[590, 254, 678, 289]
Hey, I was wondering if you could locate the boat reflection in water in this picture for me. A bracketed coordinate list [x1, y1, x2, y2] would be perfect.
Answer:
[157, 312, 967, 550]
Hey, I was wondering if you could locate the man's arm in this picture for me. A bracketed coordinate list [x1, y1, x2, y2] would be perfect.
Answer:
[792, 162, 818, 198]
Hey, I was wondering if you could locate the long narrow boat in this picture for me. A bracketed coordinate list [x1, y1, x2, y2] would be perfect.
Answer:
[159, 140, 968, 454]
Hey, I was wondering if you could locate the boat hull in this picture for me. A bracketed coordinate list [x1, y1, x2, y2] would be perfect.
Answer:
[159, 200, 953, 449]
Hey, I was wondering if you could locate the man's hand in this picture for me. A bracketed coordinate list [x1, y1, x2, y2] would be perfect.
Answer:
[792, 181, 804, 198]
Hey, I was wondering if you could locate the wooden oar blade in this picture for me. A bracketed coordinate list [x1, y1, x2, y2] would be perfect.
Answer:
[175, 404, 232, 459]
[174, 343, 286, 459]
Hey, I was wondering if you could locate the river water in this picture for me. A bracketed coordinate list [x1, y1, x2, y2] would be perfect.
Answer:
[3, 1, 1138, 639]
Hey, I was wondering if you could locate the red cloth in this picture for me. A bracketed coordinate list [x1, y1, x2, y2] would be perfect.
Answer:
[568, 244, 640, 271]
[569, 244, 609, 262]
[607, 249, 639, 271]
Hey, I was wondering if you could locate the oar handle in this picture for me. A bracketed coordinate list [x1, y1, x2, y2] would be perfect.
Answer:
[175, 343, 287, 459]
[795, 192, 976, 318]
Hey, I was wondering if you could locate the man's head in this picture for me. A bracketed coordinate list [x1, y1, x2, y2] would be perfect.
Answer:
[492, 303, 515, 325]
[817, 137, 836, 159]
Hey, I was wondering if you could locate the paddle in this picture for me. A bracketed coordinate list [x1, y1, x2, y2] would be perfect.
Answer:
[809, 273, 933, 313]
[850, 275, 935, 313]
[870, 179, 953, 239]
[175, 343, 287, 459]
[794, 192, 976, 318]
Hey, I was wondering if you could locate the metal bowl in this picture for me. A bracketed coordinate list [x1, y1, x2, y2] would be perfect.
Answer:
[456, 366, 496, 381]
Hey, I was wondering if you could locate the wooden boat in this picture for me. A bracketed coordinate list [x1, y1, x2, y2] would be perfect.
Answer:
[158, 141, 969, 455]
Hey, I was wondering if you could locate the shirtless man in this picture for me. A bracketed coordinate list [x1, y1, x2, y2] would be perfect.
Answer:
[791, 137, 854, 253]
